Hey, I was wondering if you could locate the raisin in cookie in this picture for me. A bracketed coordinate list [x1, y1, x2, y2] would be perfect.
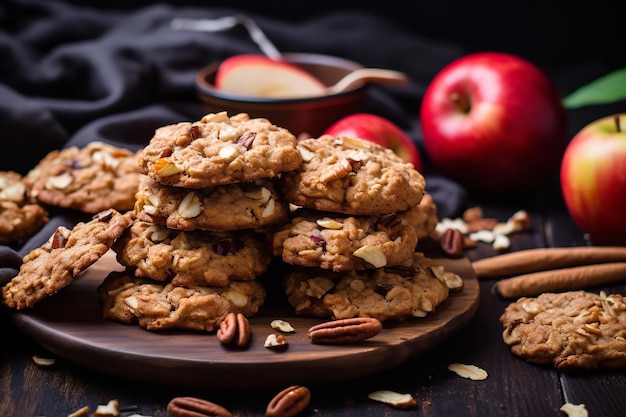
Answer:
[25, 141, 140, 213]
[134, 175, 289, 232]
[281, 135, 426, 215]
[98, 271, 266, 332]
[500, 291, 626, 370]
[0, 171, 49, 244]
[283, 253, 454, 322]
[272, 210, 418, 271]
[137, 112, 303, 188]
[1, 209, 134, 310]
[112, 220, 272, 287]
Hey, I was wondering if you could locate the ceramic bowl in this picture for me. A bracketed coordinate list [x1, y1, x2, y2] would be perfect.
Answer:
[195, 53, 369, 137]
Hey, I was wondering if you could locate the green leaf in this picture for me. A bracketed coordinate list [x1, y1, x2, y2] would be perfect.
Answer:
[563, 67, 626, 109]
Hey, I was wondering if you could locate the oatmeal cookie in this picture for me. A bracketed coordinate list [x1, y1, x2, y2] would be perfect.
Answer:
[25, 141, 140, 213]
[134, 175, 289, 231]
[281, 135, 426, 215]
[283, 252, 451, 322]
[272, 211, 418, 271]
[398, 192, 438, 239]
[500, 290, 626, 370]
[0, 171, 49, 244]
[112, 220, 272, 287]
[1, 209, 134, 310]
[98, 271, 266, 332]
[137, 112, 303, 188]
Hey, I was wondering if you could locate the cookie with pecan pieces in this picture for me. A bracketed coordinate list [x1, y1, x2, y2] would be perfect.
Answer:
[1, 209, 134, 310]
[283, 252, 452, 322]
[98, 271, 266, 332]
[134, 175, 288, 232]
[25, 141, 140, 213]
[272, 211, 418, 271]
[137, 112, 303, 188]
[281, 135, 425, 215]
[0, 171, 49, 244]
[500, 290, 626, 370]
[112, 220, 272, 287]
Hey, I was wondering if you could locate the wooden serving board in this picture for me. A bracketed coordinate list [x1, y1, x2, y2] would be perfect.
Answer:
[11, 246, 479, 390]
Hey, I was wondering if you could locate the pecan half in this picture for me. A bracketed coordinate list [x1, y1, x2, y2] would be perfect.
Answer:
[308, 317, 382, 344]
[439, 228, 464, 258]
[216, 312, 250, 347]
[266, 385, 311, 417]
[167, 397, 232, 417]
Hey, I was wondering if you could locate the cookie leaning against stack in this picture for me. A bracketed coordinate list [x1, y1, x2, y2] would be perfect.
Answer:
[103, 112, 301, 332]
[274, 134, 457, 322]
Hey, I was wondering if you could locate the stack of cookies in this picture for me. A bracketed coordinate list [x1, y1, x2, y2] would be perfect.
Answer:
[100, 112, 303, 332]
[272, 134, 456, 322]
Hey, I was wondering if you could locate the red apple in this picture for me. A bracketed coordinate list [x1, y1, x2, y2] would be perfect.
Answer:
[324, 113, 423, 172]
[560, 114, 626, 245]
[420, 52, 567, 194]
[215, 54, 326, 98]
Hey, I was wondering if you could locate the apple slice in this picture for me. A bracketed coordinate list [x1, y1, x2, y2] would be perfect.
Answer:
[215, 54, 327, 98]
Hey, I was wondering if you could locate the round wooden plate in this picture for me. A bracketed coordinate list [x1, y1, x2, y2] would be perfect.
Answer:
[11, 247, 479, 389]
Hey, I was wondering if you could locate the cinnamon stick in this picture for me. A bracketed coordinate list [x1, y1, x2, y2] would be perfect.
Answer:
[494, 262, 626, 298]
[472, 246, 626, 279]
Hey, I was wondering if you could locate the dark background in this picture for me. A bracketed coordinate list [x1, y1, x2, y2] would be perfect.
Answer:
[55, 0, 625, 70]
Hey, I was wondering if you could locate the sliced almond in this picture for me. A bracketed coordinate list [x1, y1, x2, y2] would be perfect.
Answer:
[353, 245, 387, 268]
[316, 217, 343, 229]
[0, 181, 25, 202]
[296, 144, 315, 162]
[93, 399, 120, 417]
[218, 145, 239, 159]
[32, 356, 56, 367]
[201, 111, 229, 123]
[223, 290, 248, 308]
[92, 150, 120, 170]
[367, 390, 416, 408]
[45, 172, 73, 190]
[68, 406, 90, 417]
[155, 158, 184, 177]
[177, 192, 202, 219]
[261, 198, 275, 218]
[560, 403, 588, 417]
[447, 363, 488, 380]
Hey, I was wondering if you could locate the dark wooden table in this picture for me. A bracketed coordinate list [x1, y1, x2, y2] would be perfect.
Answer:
[1, 186, 625, 417]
